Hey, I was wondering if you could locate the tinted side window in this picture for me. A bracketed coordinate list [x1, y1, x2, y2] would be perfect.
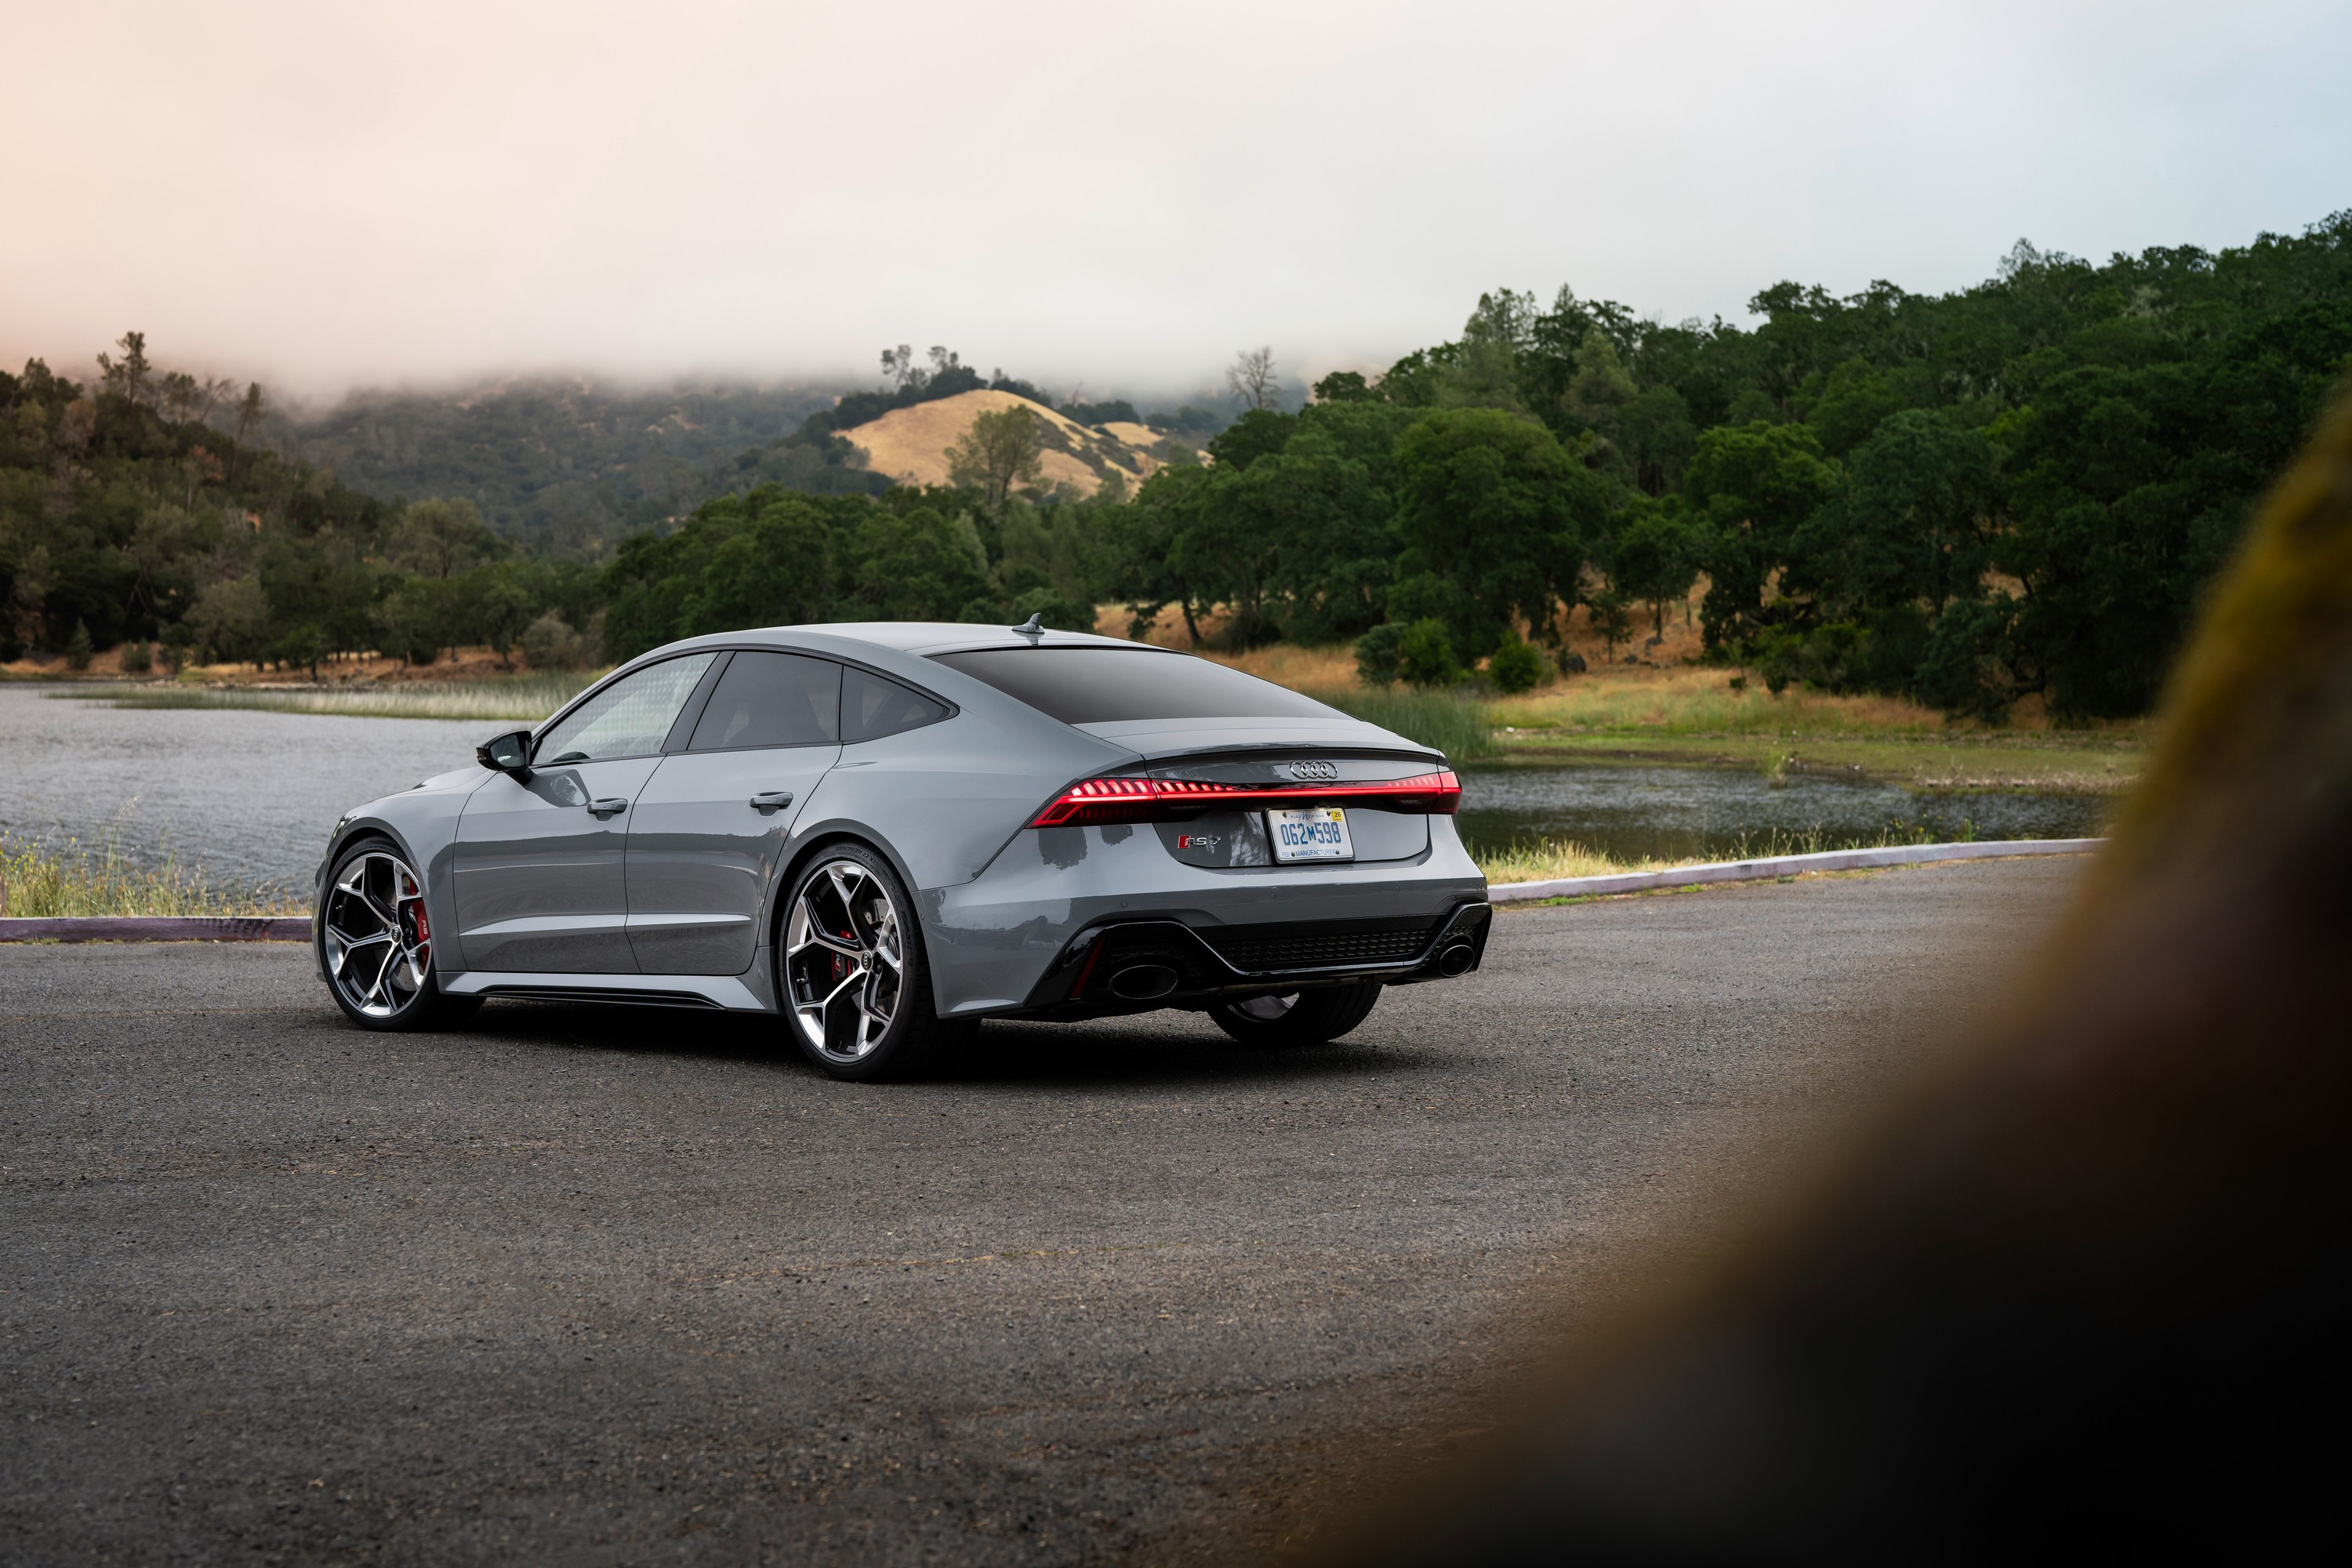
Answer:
[842, 667, 949, 743]
[688, 652, 841, 750]
[536, 653, 718, 764]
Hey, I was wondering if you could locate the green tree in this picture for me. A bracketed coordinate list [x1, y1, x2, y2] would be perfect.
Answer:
[1685, 420, 1842, 651]
[682, 499, 838, 635]
[186, 577, 270, 666]
[946, 405, 1045, 506]
[1206, 408, 1297, 472]
[1612, 499, 1704, 642]
[1391, 408, 1603, 659]
[391, 498, 503, 579]
[850, 506, 991, 621]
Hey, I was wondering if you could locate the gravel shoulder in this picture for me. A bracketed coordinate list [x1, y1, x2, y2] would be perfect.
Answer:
[0, 858, 2081, 1564]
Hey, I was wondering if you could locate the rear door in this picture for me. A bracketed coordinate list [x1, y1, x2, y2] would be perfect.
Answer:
[453, 652, 719, 973]
[625, 651, 843, 975]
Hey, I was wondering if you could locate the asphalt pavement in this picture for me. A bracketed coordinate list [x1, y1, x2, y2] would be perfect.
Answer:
[0, 858, 2082, 1564]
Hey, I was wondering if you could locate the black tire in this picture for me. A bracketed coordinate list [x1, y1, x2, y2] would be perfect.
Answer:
[777, 842, 973, 1082]
[1209, 982, 1382, 1047]
[318, 837, 478, 1032]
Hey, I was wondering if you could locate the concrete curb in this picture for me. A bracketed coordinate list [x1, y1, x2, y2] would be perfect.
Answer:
[0, 916, 310, 944]
[1486, 837, 2103, 904]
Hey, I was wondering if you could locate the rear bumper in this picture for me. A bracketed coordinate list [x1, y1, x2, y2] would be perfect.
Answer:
[1007, 900, 1491, 1019]
[922, 815, 1488, 1018]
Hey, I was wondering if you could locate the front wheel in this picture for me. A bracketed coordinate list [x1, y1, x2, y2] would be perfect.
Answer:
[779, 845, 971, 1081]
[1210, 982, 1382, 1047]
[318, 839, 477, 1032]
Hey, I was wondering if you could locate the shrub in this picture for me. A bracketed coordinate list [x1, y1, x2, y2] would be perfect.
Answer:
[65, 619, 93, 670]
[1396, 618, 1462, 687]
[1749, 621, 1870, 695]
[1488, 636, 1544, 694]
[520, 611, 590, 670]
[1353, 623, 1405, 685]
[119, 640, 152, 674]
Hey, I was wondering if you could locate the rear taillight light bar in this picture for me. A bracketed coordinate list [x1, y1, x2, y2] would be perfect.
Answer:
[1027, 769, 1461, 828]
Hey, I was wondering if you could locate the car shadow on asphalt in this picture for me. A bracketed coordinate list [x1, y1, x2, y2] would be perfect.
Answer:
[456, 1000, 1452, 1089]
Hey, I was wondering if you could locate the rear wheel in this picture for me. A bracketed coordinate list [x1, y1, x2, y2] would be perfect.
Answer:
[1209, 982, 1381, 1047]
[318, 839, 477, 1032]
[779, 844, 972, 1081]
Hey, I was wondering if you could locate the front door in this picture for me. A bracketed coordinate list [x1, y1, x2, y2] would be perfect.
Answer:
[626, 651, 843, 975]
[453, 652, 719, 973]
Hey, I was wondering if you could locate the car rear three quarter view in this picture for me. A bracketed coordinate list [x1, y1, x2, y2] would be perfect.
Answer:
[314, 622, 1490, 1080]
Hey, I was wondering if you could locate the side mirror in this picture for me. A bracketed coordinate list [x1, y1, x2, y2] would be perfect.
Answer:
[476, 728, 533, 776]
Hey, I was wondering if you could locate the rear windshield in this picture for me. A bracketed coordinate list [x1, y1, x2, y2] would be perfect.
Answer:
[929, 647, 1338, 724]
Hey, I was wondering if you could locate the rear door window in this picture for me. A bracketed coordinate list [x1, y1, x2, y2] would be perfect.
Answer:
[843, 666, 950, 742]
[688, 652, 841, 750]
[928, 647, 1335, 724]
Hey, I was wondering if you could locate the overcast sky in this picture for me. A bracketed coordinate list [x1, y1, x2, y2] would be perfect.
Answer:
[3, 0, 2347, 404]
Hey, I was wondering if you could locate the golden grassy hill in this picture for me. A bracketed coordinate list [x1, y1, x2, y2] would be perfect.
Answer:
[840, 390, 1182, 498]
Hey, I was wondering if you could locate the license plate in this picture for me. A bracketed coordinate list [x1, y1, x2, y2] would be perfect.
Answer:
[1268, 806, 1353, 862]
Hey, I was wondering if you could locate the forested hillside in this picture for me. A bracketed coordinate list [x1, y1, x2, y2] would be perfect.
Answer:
[1, 337, 604, 670]
[286, 378, 848, 557]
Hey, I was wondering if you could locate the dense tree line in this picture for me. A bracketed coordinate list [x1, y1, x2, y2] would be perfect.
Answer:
[1, 338, 603, 672]
[600, 480, 1120, 662]
[1111, 212, 2352, 717]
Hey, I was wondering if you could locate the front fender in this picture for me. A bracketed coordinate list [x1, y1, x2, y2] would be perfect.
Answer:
[312, 768, 486, 982]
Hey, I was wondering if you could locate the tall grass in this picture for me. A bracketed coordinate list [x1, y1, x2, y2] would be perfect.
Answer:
[76, 671, 598, 723]
[1472, 822, 1969, 886]
[0, 834, 297, 917]
[1473, 838, 1659, 882]
[1315, 687, 1498, 761]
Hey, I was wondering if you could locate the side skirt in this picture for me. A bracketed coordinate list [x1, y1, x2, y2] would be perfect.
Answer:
[440, 970, 771, 1011]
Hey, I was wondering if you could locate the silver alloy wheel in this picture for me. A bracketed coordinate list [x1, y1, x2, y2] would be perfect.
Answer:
[1232, 993, 1299, 1022]
[783, 858, 906, 1064]
[323, 849, 432, 1020]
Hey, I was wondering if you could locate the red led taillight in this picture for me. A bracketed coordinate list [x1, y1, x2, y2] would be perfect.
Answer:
[1026, 769, 1461, 827]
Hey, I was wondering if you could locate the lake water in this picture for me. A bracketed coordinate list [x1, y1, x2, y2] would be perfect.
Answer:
[1, 684, 2107, 897]
[0, 684, 492, 898]
[1452, 761, 2108, 863]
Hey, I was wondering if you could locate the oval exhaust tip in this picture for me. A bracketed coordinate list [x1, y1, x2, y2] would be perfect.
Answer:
[1436, 943, 1475, 976]
[1109, 963, 1179, 1000]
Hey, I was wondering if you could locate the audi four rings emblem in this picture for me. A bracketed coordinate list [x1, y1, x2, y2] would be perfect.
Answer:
[1286, 760, 1338, 780]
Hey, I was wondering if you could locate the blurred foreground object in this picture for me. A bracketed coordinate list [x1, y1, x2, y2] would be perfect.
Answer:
[1338, 394, 2352, 1562]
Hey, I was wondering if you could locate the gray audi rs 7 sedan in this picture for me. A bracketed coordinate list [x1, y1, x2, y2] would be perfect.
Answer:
[313, 621, 1490, 1079]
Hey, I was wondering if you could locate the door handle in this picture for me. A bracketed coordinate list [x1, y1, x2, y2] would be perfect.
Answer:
[750, 790, 793, 812]
[588, 797, 629, 818]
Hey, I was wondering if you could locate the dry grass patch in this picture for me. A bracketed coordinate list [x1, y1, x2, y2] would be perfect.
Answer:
[1493, 664, 1947, 737]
